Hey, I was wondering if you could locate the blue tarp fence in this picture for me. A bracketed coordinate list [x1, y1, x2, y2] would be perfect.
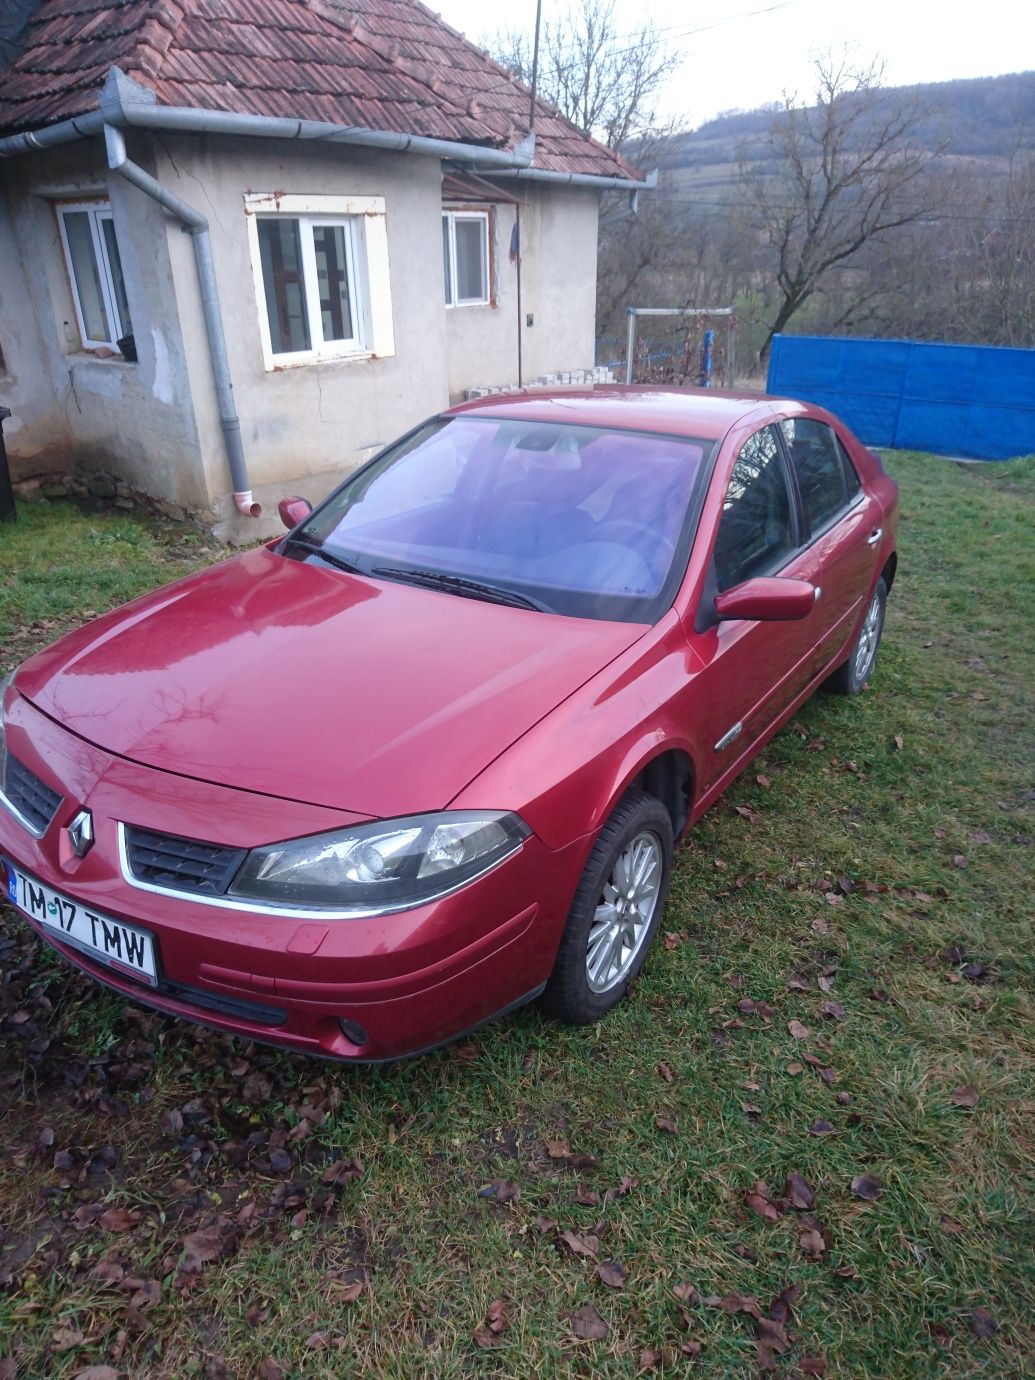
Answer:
[766, 334, 1035, 461]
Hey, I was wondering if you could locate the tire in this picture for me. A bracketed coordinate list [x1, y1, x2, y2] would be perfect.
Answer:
[539, 790, 673, 1025]
[825, 577, 887, 696]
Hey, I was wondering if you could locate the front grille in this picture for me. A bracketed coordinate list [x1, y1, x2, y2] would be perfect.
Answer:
[124, 825, 246, 896]
[2, 754, 62, 834]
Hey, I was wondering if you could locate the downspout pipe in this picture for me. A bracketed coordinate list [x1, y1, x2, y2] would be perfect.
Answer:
[103, 123, 260, 518]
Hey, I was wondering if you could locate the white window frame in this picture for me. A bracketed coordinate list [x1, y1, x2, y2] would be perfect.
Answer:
[442, 209, 490, 308]
[56, 199, 130, 350]
[244, 193, 395, 371]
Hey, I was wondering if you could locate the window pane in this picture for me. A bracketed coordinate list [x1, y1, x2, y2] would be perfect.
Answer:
[779, 418, 849, 532]
[312, 223, 354, 342]
[257, 218, 310, 354]
[713, 426, 794, 590]
[442, 215, 453, 304]
[100, 216, 132, 338]
[63, 211, 110, 343]
[454, 218, 487, 301]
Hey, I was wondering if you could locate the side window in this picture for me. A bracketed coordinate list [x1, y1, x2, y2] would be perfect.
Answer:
[442, 210, 490, 306]
[837, 436, 863, 499]
[712, 426, 795, 591]
[779, 418, 851, 533]
[57, 201, 133, 352]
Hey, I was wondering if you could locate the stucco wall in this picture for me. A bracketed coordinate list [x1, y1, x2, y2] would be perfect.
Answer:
[443, 184, 600, 401]
[152, 133, 453, 540]
[1, 129, 603, 539]
[0, 138, 206, 507]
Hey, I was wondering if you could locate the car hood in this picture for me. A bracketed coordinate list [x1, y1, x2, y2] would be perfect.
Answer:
[18, 546, 644, 817]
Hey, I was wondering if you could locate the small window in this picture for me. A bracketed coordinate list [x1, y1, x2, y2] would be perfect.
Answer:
[57, 201, 133, 351]
[712, 426, 796, 591]
[442, 211, 489, 306]
[256, 214, 364, 359]
[779, 418, 851, 534]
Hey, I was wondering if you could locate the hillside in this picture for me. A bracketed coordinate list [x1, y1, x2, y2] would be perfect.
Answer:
[661, 69, 1035, 195]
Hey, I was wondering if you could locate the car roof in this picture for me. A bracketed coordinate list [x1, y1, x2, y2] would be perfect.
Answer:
[445, 385, 796, 441]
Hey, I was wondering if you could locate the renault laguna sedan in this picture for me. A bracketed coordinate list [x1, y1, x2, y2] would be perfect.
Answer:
[0, 387, 898, 1060]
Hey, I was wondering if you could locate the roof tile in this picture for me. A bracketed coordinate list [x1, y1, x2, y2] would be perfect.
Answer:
[0, 0, 642, 179]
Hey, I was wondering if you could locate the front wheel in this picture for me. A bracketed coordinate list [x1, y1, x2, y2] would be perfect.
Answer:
[825, 577, 887, 695]
[539, 791, 673, 1025]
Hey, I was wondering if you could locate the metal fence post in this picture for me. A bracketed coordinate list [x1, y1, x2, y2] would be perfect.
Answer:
[0, 407, 15, 523]
[625, 308, 637, 385]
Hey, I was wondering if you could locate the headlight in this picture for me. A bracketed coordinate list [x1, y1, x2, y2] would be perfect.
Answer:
[227, 811, 530, 913]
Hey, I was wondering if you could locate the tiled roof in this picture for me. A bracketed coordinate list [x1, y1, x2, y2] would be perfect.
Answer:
[0, 0, 642, 179]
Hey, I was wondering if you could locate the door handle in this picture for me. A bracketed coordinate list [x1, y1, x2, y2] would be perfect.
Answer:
[866, 527, 883, 546]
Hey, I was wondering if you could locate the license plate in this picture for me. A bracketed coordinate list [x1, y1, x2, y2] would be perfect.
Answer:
[5, 862, 158, 987]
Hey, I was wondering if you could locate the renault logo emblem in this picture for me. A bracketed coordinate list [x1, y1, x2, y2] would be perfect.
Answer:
[67, 809, 94, 858]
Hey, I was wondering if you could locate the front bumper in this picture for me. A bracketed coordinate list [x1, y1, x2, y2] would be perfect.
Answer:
[0, 695, 581, 1060]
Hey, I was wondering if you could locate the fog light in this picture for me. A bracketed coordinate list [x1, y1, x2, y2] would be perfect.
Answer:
[339, 1018, 369, 1047]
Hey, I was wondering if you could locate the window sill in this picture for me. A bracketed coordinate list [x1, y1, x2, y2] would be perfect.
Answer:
[67, 351, 134, 367]
[264, 349, 382, 373]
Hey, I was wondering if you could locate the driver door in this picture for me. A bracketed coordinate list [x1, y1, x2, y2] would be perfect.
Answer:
[691, 423, 818, 798]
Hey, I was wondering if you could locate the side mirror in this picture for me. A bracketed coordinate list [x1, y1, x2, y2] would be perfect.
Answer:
[714, 576, 818, 622]
[278, 496, 313, 531]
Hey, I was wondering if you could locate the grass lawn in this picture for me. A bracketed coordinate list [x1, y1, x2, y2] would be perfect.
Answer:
[1, 455, 1033, 1379]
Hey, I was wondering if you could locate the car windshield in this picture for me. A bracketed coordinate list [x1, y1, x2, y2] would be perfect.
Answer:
[289, 416, 712, 622]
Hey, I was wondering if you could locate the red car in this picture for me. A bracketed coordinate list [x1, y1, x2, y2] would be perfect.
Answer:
[0, 388, 898, 1060]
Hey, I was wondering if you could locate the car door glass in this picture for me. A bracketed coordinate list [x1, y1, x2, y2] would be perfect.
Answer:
[712, 426, 795, 591]
[780, 418, 850, 533]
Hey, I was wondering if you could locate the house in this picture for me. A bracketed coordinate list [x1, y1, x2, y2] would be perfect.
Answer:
[0, 0, 647, 538]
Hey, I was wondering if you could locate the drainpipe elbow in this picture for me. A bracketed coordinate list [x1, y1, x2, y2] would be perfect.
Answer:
[234, 490, 262, 518]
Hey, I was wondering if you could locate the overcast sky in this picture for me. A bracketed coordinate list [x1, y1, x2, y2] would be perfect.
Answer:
[433, 0, 1034, 128]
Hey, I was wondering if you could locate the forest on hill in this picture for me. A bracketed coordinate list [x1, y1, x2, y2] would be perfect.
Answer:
[598, 68, 1035, 376]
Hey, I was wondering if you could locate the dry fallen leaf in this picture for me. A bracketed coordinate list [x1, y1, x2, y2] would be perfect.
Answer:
[967, 1307, 998, 1338]
[561, 1230, 599, 1259]
[808, 1119, 836, 1137]
[657, 1061, 675, 1084]
[655, 1114, 678, 1134]
[788, 1019, 810, 1040]
[596, 1260, 626, 1289]
[745, 1186, 781, 1223]
[786, 1172, 815, 1210]
[571, 1304, 609, 1340]
[99, 1207, 140, 1233]
[951, 1086, 979, 1108]
[851, 1174, 883, 1201]
[798, 1225, 827, 1258]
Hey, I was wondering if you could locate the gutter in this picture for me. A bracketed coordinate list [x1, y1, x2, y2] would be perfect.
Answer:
[0, 67, 537, 168]
[104, 122, 259, 518]
[474, 165, 658, 197]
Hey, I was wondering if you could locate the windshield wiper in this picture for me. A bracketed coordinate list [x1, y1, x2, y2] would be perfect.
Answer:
[370, 566, 549, 612]
[281, 535, 363, 575]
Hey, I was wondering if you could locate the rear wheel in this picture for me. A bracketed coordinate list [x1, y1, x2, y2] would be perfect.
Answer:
[826, 578, 887, 695]
[540, 791, 673, 1025]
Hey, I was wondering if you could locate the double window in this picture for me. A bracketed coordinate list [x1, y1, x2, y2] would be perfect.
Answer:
[442, 210, 490, 307]
[246, 194, 395, 369]
[57, 201, 132, 351]
[713, 419, 862, 590]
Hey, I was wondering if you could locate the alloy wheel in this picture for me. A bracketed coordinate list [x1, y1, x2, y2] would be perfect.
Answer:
[585, 830, 663, 993]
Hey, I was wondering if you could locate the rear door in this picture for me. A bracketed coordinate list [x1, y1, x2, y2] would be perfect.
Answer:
[776, 417, 884, 681]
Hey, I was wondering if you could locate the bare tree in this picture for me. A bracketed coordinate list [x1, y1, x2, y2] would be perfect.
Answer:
[743, 56, 935, 363]
[486, 0, 680, 151]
